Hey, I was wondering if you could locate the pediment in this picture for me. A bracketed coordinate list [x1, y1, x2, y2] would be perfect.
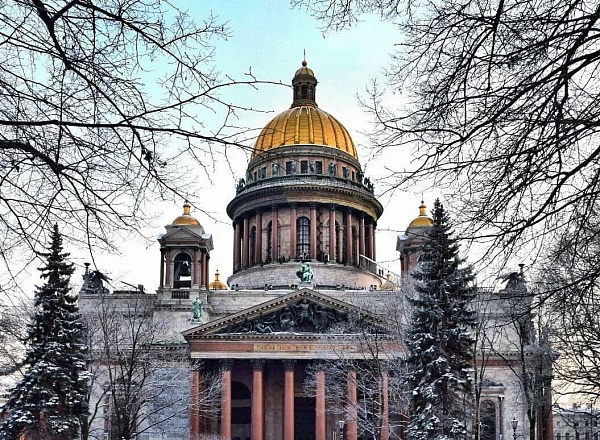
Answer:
[183, 289, 386, 339]
[160, 227, 210, 243]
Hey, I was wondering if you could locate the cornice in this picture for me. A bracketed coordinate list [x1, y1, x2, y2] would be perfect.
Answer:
[227, 180, 383, 220]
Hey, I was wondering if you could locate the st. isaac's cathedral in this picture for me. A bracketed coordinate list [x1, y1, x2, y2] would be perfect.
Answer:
[80, 62, 554, 440]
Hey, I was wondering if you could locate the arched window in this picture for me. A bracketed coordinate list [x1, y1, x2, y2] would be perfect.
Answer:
[249, 226, 256, 266]
[297, 217, 310, 259]
[301, 84, 308, 99]
[173, 252, 192, 288]
[480, 400, 497, 440]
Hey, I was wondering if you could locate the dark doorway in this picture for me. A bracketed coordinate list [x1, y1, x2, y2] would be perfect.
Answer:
[295, 397, 316, 440]
[231, 381, 251, 440]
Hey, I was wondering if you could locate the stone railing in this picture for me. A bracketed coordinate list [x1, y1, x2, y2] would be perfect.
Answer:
[171, 290, 190, 299]
[235, 174, 375, 195]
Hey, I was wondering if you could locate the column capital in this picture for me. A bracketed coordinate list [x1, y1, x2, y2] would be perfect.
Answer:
[329, 203, 337, 211]
[220, 359, 234, 371]
[309, 202, 318, 209]
[283, 359, 297, 371]
[290, 202, 298, 209]
[271, 204, 278, 212]
[251, 359, 265, 371]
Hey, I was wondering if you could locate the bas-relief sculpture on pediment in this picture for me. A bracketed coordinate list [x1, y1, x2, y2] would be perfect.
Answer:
[221, 299, 349, 335]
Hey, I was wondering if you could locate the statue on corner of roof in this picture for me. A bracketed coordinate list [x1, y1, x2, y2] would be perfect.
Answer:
[191, 296, 203, 321]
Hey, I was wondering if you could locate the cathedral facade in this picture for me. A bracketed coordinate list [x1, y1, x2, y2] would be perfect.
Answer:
[80, 62, 553, 440]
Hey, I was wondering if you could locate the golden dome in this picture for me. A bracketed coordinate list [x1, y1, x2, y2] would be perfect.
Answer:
[408, 200, 434, 228]
[253, 106, 358, 159]
[209, 270, 227, 290]
[252, 61, 358, 159]
[172, 201, 200, 226]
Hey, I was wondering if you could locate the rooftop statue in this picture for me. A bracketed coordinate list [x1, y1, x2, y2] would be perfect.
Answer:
[192, 296, 203, 321]
[296, 263, 314, 283]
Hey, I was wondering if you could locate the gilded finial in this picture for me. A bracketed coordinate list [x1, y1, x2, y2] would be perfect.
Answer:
[419, 199, 427, 217]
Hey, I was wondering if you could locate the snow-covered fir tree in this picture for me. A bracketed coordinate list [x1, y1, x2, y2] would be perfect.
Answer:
[0, 225, 89, 440]
[405, 199, 477, 440]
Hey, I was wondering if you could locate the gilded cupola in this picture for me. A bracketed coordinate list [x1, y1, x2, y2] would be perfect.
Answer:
[252, 61, 358, 159]
[408, 200, 434, 228]
[172, 201, 201, 226]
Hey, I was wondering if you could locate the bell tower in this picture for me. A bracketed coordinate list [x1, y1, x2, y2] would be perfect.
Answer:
[396, 200, 433, 277]
[157, 201, 214, 299]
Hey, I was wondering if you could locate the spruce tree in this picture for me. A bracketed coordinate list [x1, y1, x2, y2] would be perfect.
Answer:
[405, 199, 477, 440]
[1, 225, 89, 440]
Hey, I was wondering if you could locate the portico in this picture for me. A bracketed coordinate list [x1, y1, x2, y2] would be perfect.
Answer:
[184, 289, 399, 440]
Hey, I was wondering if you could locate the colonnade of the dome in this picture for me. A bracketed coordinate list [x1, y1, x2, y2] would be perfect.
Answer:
[231, 203, 378, 272]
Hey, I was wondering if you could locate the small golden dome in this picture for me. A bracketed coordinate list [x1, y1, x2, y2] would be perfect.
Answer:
[209, 270, 227, 290]
[408, 200, 434, 228]
[380, 273, 397, 291]
[252, 106, 358, 159]
[294, 62, 314, 77]
[172, 201, 200, 226]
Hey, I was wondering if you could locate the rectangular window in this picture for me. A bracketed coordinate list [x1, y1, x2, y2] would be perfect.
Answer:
[253, 171, 257, 181]
[301, 160, 308, 174]
[315, 161, 323, 174]
[286, 161, 295, 175]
